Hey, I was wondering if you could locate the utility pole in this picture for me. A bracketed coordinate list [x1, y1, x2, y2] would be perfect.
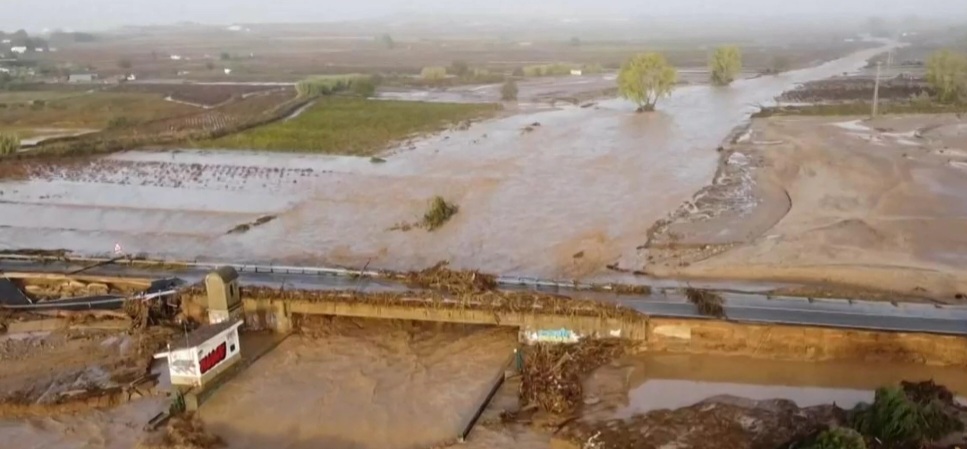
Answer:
[872, 61, 882, 118]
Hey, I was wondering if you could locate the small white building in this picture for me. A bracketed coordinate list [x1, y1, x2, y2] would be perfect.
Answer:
[570, 69, 583, 76]
[34, 48, 45, 52]
[155, 319, 243, 388]
[10, 46, 27, 54]
[1, 39, 10, 44]
[170, 54, 182, 61]
[223, 68, 232, 75]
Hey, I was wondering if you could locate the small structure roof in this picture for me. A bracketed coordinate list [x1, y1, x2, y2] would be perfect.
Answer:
[167, 318, 242, 351]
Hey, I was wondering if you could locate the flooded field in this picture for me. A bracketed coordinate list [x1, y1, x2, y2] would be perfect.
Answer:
[0, 44, 893, 280]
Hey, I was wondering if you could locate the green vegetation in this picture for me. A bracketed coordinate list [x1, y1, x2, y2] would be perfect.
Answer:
[294, 75, 380, 99]
[379, 34, 395, 50]
[852, 385, 962, 448]
[501, 79, 519, 101]
[0, 132, 18, 155]
[523, 64, 573, 77]
[200, 97, 500, 155]
[421, 66, 447, 81]
[449, 60, 470, 77]
[422, 196, 459, 231]
[798, 428, 866, 449]
[710, 45, 742, 86]
[925, 50, 967, 103]
[617, 53, 678, 112]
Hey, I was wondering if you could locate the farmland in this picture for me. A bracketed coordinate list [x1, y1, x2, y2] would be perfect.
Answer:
[112, 83, 287, 107]
[200, 97, 501, 155]
[0, 91, 196, 131]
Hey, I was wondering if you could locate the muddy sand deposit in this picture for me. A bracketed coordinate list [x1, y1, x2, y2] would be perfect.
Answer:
[198, 316, 518, 449]
[637, 113, 967, 301]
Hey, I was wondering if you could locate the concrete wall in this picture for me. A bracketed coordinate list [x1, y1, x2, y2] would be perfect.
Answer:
[646, 318, 967, 366]
[238, 296, 967, 367]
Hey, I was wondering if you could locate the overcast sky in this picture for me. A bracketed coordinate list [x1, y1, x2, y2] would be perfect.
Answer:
[3, 0, 965, 31]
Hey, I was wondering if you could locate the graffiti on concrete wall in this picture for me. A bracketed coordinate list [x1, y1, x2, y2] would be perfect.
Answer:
[524, 328, 581, 344]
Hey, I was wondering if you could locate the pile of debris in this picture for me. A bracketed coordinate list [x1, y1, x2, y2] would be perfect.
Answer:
[520, 339, 628, 416]
[564, 396, 845, 449]
[138, 413, 225, 449]
[402, 261, 496, 294]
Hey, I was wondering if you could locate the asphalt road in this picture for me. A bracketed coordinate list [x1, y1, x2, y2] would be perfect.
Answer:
[4, 258, 967, 336]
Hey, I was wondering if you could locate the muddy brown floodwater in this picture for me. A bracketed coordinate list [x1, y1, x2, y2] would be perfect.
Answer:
[198, 317, 518, 449]
[0, 44, 894, 279]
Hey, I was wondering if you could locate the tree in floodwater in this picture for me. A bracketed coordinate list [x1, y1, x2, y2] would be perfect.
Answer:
[617, 53, 677, 112]
[379, 34, 395, 50]
[710, 45, 742, 86]
[926, 50, 967, 103]
[0, 132, 19, 155]
[501, 79, 518, 101]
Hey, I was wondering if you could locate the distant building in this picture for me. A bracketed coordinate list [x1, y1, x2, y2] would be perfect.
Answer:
[68, 73, 96, 83]
[0, 39, 10, 44]
[223, 68, 232, 75]
[570, 69, 583, 76]
[227, 25, 243, 32]
[34, 48, 44, 52]
[10, 46, 27, 54]
[170, 54, 182, 61]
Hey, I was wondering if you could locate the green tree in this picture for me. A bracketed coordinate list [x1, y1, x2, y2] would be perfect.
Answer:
[351, 77, 378, 98]
[421, 66, 447, 81]
[0, 132, 19, 155]
[617, 53, 677, 112]
[379, 34, 395, 50]
[710, 45, 742, 86]
[450, 60, 470, 77]
[117, 58, 133, 70]
[926, 50, 967, 103]
[501, 79, 518, 101]
[220, 52, 231, 61]
[205, 61, 215, 70]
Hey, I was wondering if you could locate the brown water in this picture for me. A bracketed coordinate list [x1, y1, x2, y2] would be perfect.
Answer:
[583, 352, 967, 420]
[0, 44, 894, 279]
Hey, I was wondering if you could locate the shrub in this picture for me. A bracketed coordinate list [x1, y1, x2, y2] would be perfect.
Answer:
[0, 132, 19, 155]
[501, 79, 518, 101]
[851, 385, 963, 448]
[422, 196, 459, 231]
[421, 66, 447, 81]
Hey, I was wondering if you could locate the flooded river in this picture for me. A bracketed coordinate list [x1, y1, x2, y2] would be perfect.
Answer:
[0, 44, 892, 279]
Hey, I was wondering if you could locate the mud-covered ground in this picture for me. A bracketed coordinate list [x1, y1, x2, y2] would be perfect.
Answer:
[636, 113, 967, 300]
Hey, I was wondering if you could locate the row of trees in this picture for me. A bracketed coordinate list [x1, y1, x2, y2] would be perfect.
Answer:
[296, 75, 379, 98]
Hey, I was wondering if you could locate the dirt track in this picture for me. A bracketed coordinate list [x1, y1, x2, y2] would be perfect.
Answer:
[639, 114, 967, 300]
